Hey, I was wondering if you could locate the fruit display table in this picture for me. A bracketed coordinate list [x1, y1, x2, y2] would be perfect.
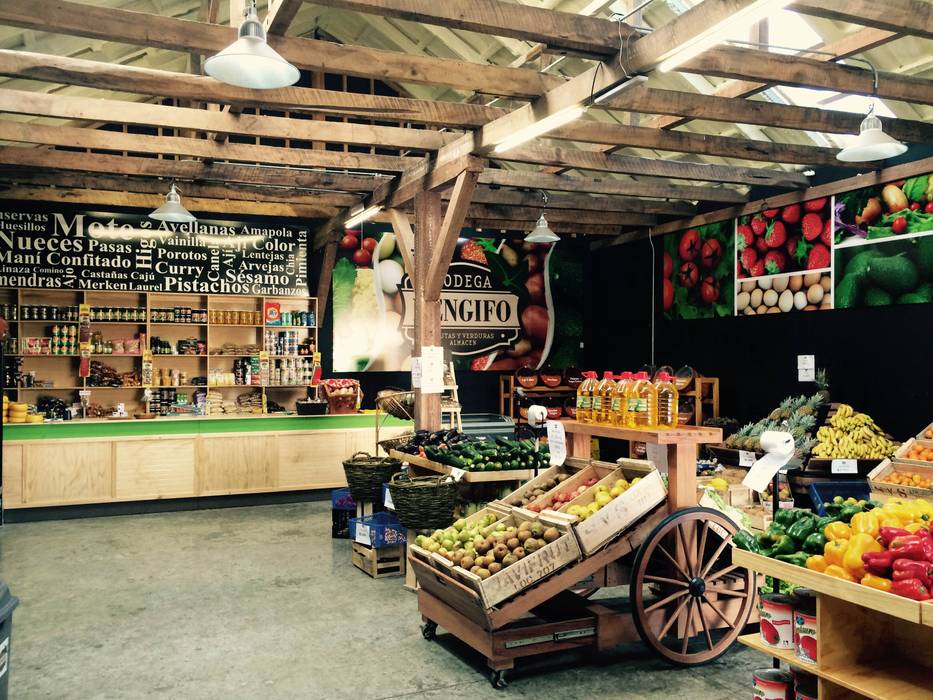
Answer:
[410, 421, 758, 688]
[734, 549, 933, 699]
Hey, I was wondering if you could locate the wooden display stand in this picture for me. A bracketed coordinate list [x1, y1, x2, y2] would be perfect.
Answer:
[409, 421, 753, 686]
[734, 549, 933, 699]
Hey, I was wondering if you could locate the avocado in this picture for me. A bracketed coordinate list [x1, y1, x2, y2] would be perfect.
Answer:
[844, 249, 883, 278]
[864, 287, 893, 306]
[834, 273, 862, 309]
[866, 256, 919, 294]
[917, 235, 933, 278]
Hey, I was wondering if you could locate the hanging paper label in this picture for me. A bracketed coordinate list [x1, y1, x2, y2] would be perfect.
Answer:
[420, 346, 444, 394]
[831, 459, 858, 475]
[739, 450, 757, 467]
[355, 524, 372, 546]
[383, 488, 395, 511]
[410, 357, 422, 389]
[546, 420, 567, 466]
[448, 466, 466, 482]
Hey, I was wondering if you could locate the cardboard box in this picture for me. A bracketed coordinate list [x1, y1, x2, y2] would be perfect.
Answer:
[868, 459, 933, 500]
[543, 458, 666, 555]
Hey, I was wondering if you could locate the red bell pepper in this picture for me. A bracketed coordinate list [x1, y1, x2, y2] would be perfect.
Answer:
[916, 529, 933, 562]
[862, 550, 896, 576]
[890, 578, 931, 601]
[889, 535, 929, 561]
[879, 526, 911, 547]
[892, 559, 933, 588]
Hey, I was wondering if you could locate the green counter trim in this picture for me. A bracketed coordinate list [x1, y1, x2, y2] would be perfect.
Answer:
[3, 414, 412, 441]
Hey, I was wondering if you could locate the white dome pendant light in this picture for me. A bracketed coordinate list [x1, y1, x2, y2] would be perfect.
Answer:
[205, 1, 300, 90]
[149, 183, 196, 223]
[524, 191, 559, 244]
[837, 102, 908, 162]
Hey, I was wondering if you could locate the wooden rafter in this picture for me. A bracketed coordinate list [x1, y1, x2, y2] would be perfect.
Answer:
[315, 240, 339, 328]
[264, 0, 305, 34]
[424, 169, 479, 301]
[387, 209, 416, 278]
[465, 187, 695, 216]
[791, 0, 933, 41]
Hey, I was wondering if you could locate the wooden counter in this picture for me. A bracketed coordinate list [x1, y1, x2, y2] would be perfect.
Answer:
[2, 414, 411, 509]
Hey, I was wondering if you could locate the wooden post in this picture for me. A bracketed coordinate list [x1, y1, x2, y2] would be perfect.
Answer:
[413, 190, 442, 432]
[315, 239, 338, 328]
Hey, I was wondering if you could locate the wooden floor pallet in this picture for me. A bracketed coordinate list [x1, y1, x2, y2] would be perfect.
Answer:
[352, 542, 406, 579]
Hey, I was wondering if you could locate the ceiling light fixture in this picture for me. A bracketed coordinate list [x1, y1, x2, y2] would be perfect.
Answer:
[149, 183, 196, 223]
[524, 192, 559, 244]
[204, 0, 300, 90]
[344, 204, 382, 229]
[658, 0, 794, 73]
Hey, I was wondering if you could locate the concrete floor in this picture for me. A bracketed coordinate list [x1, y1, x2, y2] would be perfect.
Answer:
[0, 502, 765, 699]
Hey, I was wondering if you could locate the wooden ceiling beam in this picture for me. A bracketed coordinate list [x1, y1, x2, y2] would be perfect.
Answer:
[264, 0, 305, 35]
[0, 119, 417, 173]
[791, 0, 933, 41]
[308, 0, 627, 57]
[0, 147, 387, 192]
[466, 204, 656, 227]
[466, 219, 621, 236]
[0, 89, 457, 152]
[465, 187, 695, 216]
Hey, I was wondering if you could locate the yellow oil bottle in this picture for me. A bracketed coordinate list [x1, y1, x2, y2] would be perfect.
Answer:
[611, 372, 633, 427]
[654, 371, 679, 429]
[631, 371, 658, 429]
[593, 371, 616, 424]
[575, 371, 598, 423]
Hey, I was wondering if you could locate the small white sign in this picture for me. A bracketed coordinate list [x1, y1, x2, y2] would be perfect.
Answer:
[831, 458, 858, 475]
[798, 367, 816, 382]
[420, 346, 445, 394]
[546, 420, 567, 466]
[354, 523, 372, 546]
[383, 489, 395, 510]
[410, 357, 422, 389]
[78, 390, 91, 399]
[797, 354, 815, 369]
[739, 450, 757, 467]
[448, 466, 466, 481]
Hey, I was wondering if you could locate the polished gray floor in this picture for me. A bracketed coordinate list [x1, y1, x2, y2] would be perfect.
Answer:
[0, 502, 764, 698]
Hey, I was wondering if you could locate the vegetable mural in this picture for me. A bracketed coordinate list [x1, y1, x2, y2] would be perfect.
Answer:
[331, 228, 583, 371]
[662, 221, 734, 319]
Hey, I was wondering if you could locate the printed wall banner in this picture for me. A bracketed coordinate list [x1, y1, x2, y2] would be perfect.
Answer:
[332, 228, 583, 372]
[0, 202, 309, 296]
[662, 220, 734, 320]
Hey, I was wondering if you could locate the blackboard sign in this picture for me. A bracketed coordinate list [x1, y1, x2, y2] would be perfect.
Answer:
[0, 204, 309, 296]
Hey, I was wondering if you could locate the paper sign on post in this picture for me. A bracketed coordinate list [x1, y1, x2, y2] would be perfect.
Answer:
[831, 459, 858, 475]
[420, 346, 444, 394]
[546, 420, 566, 466]
[410, 357, 422, 389]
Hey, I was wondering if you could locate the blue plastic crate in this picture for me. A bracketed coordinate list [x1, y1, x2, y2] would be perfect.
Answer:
[349, 512, 407, 548]
[331, 488, 356, 511]
[809, 480, 870, 516]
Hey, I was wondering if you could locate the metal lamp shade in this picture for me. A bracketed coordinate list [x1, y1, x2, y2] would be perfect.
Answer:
[204, 8, 299, 89]
[149, 185, 196, 223]
[524, 214, 559, 243]
[837, 112, 908, 162]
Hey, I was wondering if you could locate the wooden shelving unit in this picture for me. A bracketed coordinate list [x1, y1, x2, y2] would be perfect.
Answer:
[733, 549, 933, 700]
[2, 288, 317, 414]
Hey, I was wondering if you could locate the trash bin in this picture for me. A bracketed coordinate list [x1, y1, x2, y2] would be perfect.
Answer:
[0, 582, 18, 699]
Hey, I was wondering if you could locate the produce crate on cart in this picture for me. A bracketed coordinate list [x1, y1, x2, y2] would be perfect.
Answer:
[868, 458, 933, 501]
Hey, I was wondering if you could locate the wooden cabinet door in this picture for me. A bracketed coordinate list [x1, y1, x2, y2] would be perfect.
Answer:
[114, 438, 196, 500]
[277, 431, 349, 490]
[198, 434, 278, 495]
[23, 441, 113, 505]
[2, 444, 24, 506]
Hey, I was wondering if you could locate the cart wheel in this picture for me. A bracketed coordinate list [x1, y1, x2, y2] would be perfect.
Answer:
[630, 507, 754, 666]
[421, 622, 437, 641]
[489, 669, 508, 689]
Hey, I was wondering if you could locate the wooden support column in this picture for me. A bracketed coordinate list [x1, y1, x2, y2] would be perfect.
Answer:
[315, 239, 338, 329]
[424, 170, 479, 302]
[413, 190, 442, 431]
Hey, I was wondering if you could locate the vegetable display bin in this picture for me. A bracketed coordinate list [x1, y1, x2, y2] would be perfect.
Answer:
[460, 413, 515, 441]
[808, 480, 870, 515]
[0, 581, 19, 699]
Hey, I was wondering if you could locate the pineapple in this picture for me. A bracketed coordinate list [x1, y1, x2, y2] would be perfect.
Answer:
[814, 368, 831, 404]
[795, 394, 822, 417]
[768, 396, 795, 421]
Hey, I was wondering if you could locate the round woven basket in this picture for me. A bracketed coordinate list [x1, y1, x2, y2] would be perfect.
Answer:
[342, 451, 401, 503]
[378, 432, 415, 454]
[387, 471, 459, 531]
[375, 388, 415, 420]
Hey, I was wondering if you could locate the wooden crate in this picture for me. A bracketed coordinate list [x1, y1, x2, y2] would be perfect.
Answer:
[917, 421, 933, 441]
[389, 450, 535, 483]
[868, 458, 933, 500]
[894, 437, 933, 468]
[410, 510, 581, 610]
[495, 458, 589, 508]
[543, 458, 666, 555]
[351, 541, 406, 578]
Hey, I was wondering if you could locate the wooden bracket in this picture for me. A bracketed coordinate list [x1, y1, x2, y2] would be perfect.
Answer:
[315, 239, 338, 328]
[424, 169, 478, 302]
[388, 208, 416, 278]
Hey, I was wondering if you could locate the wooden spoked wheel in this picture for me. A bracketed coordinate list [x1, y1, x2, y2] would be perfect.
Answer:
[631, 507, 755, 666]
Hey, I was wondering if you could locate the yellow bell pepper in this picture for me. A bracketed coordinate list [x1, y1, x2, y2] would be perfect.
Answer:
[824, 521, 851, 542]
[860, 573, 893, 592]
[824, 564, 856, 582]
[913, 498, 933, 519]
[881, 500, 915, 525]
[904, 522, 929, 534]
[850, 511, 880, 538]
[824, 539, 848, 567]
[805, 555, 827, 573]
[842, 532, 883, 580]
[879, 515, 905, 529]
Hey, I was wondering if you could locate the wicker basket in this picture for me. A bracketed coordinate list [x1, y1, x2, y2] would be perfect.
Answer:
[378, 432, 415, 454]
[322, 383, 361, 414]
[343, 451, 402, 503]
[387, 471, 458, 531]
[375, 388, 415, 420]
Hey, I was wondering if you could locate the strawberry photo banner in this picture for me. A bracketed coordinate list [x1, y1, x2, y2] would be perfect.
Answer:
[662, 171, 933, 320]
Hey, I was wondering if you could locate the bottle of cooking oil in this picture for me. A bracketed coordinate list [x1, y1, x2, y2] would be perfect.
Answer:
[611, 371, 633, 426]
[593, 371, 615, 424]
[576, 371, 598, 423]
[654, 371, 679, 429]
[631, 371, 658, 429]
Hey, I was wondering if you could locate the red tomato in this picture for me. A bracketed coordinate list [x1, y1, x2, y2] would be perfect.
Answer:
[361, 237, 378, 252]
[892, 216, 908, 235]
[700, 239, 723, 268]
[662, 278, 674, 311]
[925, 202, 933, 214]
[678, 229, 701, 261]
[525, 272, 545, 305]
[663, 251, 673, 278]
[352, 248, 372, 266]
[339, 233, 358, 250]
[678, 261, 699, 289]
[699, 276, 720, 304]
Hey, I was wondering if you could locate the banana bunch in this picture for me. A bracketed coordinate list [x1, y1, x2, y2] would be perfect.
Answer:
[812, 404, 897, 459]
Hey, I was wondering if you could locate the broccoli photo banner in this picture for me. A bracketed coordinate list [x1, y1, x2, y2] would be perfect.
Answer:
[331, 228, 584, 372]
[663, 171, 933, 320]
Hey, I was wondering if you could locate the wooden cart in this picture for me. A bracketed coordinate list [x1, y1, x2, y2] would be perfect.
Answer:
[408, 421, 757, 688]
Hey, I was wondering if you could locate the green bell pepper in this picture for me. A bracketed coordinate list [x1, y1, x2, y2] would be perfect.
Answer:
[816, 515, 840, 531]
[775, 552, 809, 567]
[802, 531, 828, 554]
[774, 508, 808, 527]
[822, 502, 843, 517]
[733, 530, 762, 554]
[839, 503, 864, 523]
[765, 534, 797, 558]
[787, 515, 819, 544]
[757, 522, 786, 549]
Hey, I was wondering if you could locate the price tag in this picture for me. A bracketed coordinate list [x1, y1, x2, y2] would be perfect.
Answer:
[546, 420, 567, 466]
[383, 489, 395, 511]
[831, 459, 858, 475]
[739, 450, 756, 467]
[78, 390, 90, 399]
[410, 357, 422, 389]
[448, 467, 466, 482]
[355, 524, 372, 546]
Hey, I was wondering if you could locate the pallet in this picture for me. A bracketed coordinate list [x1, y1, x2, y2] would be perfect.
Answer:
[351, 542, 406, 579]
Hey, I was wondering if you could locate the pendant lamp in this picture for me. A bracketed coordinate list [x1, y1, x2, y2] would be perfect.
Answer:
[524, 192, 559, 243]
[204, 1, 300, 90]
[836, 103, 908, 163]
[149, 184, 196, 223]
